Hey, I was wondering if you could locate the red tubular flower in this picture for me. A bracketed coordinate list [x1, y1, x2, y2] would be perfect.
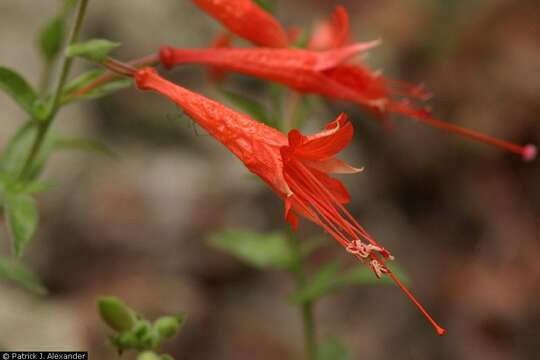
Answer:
[206, 32, 233, 83]
[134, 66, 446, 335]
[192, 0, 288, 48]
[159, 41, 383, 107]
[158, 43, 535, 159]
[308, 5, 350, 50]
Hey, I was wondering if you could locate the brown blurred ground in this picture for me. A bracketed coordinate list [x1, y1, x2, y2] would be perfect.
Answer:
[0, 0, 539, 359]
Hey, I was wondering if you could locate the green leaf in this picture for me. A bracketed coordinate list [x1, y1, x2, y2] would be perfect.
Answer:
[0, 67, 38, 115]
[220, 89, 275, 127]
[14, 180, 54, 194]
[254, 0, 276, 13]
[4, 191, 38, 257]
[0, 123, 53, 179]
[39, 17, 65, 63]
[209, 229, 295, 270]
[61, 69, 132, 103]
[97, 296, 136, 332]
[0, 256, 47, 295]
[289, 262, 406, 304]
[66, 39, 120, 63]
[54, 137, 118, 159]
[291, 29, 310, 49]
[62, 69, 102, 94]
[317, 338, 349, 360]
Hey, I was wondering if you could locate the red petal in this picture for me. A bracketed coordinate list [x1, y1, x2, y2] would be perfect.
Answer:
[308, 5, 350, 50]
[291, 113, 354, 161]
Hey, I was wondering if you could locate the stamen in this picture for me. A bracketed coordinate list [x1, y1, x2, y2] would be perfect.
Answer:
[389, 102, 536, 160]
[369, 259, 389, 278]
[387, 270, 446, 336]
[284, 159, 446, 335]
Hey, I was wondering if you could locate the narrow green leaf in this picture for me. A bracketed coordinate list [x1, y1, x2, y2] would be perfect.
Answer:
[209, 229, 295, 270]
[0, 256, 47, 295]
[4, 192, 38, 257]
[78, 77, 131, 101]
[13, 180, 54, 195]
[317, 338, 349, 360]
[66, 39, 120, 63]
[54, 137, 118, 159]
[62, 69, 102, 95]
[220, 89, 275, 127]
[39, 17, 65, 63]
[0, 123, 53, 179]
[0, 67, 38, 115]
[289, 262, 406, 304]
[97, 296, 136, 332]
[61, 69, 132, 103]
[289, 261, 341, 304]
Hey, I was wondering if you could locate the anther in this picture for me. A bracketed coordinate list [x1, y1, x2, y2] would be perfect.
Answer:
[370, 259, 390, 279]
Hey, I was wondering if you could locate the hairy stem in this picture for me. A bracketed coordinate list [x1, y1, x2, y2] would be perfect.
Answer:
[19, 0, 89, 179]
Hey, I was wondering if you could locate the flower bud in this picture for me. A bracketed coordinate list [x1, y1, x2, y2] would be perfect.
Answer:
[154, 315, 185, 339]
[97, 296, 135, 332]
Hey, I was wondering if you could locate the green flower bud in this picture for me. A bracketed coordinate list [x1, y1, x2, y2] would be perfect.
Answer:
[137, 351, 161, 360]
[97, 296, 135, 332]
[154, 314, 185, 339]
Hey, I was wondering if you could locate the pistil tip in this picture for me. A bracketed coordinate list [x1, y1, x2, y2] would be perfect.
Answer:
[436, 326, 447, 336]
[523, 144, 537, 162]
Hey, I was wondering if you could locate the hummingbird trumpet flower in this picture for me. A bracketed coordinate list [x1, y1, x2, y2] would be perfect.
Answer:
[192, 0, 288, 48]
[158, 5, 536, 161]
[134, 66, 446, 335]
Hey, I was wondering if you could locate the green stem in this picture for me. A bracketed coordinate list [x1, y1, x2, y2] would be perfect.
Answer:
[19, 0, 89, 179]
[288, 229, 317, 360]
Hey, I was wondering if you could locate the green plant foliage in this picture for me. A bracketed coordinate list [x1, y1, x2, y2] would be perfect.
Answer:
[220, 89, 275, 127]
[0, 123, 54, 179]
[253, 0, 276, 13]
[54, 137, 118, 159]
[0, 256, 47, 295]
[154, 315, 186, 339]
[61, 69, 132, 103]
[97, 296, 185, 358]
[67, 39, 120, 63]
[289, 261, 407, 304]
[4, 191, 38, 257]
[39, 17, 66, 63]
[98, 297, 136, 332]
[137, 352, 161, 360]
[317, 338, 349, 360]
[209, 229, 296, 270]
[0, 67, 38, 116]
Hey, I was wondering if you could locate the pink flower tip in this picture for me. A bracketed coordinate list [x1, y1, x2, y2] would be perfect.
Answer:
[523, 144, 537, 162]
[436, 327, 447, 336]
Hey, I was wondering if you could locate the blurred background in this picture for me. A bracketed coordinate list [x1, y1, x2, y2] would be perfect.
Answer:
[0, 0, 539, 359]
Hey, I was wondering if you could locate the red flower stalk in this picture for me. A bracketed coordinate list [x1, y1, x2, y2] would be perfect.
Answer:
[134, 66, 446, 335]
[192, 0, 288, 48]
